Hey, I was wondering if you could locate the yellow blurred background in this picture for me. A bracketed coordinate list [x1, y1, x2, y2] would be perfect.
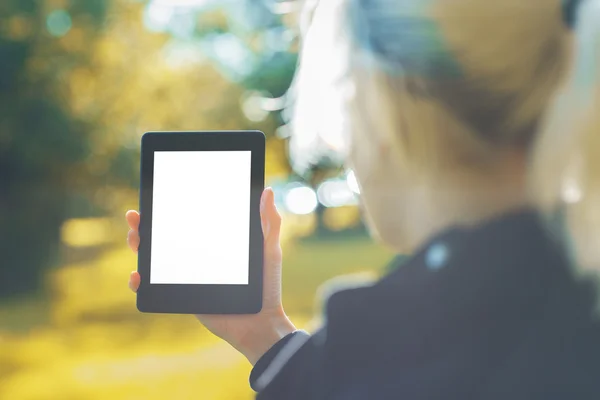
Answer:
[0, 1, 396, 398]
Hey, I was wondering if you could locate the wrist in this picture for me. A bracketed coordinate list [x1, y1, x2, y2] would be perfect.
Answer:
[235, 308, 296, 365]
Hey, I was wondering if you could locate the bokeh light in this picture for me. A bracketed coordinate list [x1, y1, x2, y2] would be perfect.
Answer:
[346, 169, 361, 194]
[284, 184, 318, 215]
[241, 91, 270, 122]
[46, 10, 72, 37]
[144, 3, 174, 32]
[317, 179, 357, 208]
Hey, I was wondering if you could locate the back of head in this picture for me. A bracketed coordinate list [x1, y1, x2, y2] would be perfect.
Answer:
[291, 0, 600, 268]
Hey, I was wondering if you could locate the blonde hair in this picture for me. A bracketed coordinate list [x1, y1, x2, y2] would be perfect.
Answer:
[290, 0, 600, 268]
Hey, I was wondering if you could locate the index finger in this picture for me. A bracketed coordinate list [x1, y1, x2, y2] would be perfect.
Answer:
[126, 210, 140, 231]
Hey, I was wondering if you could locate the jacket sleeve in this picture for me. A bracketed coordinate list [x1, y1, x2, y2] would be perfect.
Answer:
[250, 329, 327, 399]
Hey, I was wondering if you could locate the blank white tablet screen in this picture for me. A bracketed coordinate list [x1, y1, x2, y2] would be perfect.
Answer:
[150, 151, 251, 285]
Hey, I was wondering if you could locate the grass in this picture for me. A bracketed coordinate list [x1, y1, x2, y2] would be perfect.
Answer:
[0, 234, 394, 400]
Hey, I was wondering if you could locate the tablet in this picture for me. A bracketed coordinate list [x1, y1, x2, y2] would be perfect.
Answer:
[136, 131, 265, 314]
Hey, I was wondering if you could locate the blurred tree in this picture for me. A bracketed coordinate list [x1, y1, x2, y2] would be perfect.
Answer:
[138, 0, 298, 185]
[0, 0, 109, 297]
[72, 0, 293, 214]
[184, 1, 354, 233]
[143, 0, 298, 120]
[0, 0, 304, 298]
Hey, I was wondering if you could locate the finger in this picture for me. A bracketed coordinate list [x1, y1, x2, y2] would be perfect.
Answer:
[127, 229, 140, 252]
[129, 271, 140, 292]
[126, 210, 140, 231]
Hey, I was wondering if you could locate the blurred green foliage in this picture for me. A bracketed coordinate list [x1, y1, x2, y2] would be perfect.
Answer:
[0, 1, 382, 398]
[0, 0, 110, 297]
[0, 0, 299, 298]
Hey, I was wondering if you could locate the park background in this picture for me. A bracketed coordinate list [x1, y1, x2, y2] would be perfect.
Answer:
[0, 1, 399, 398]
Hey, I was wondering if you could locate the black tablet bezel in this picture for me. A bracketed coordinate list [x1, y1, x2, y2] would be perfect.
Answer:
[136, 131, 265, 314]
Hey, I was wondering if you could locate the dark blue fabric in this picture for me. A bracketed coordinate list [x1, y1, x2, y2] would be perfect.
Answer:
[249, 330, 311, 391]
[251, 209, 600, 399]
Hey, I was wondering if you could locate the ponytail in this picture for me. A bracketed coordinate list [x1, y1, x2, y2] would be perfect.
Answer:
[531, 0, 600, 269]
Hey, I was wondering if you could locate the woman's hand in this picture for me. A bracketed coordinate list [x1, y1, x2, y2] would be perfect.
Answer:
[125, 187, 296, 365]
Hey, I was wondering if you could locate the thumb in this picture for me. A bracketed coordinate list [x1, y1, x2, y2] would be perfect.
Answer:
[261, 188, 282, 259]
[261, 188, 281, 240]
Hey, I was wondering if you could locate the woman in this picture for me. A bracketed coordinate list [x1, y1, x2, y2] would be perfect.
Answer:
[126, 0, 600, 398]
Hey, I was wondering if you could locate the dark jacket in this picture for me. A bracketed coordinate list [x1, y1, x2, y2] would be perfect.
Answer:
[250, 210, 600, 399]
